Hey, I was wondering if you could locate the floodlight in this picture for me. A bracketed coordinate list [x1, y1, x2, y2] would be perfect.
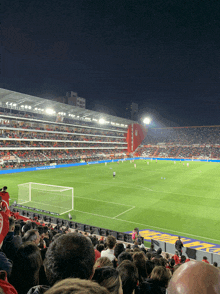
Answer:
[45, 108, 55, 115]
[143, 117, 151, 125]
[99, 118, 105, 124]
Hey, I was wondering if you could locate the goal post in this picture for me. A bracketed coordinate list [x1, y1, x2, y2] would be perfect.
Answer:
[17, 182, 74, 215]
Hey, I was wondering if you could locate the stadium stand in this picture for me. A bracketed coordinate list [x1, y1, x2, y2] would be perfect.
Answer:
[1, 206, 220, 294]
[0, 109, 129, 168]
[136, 126, 220, 160]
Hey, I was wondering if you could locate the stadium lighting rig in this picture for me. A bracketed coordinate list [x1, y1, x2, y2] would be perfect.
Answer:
[143, 117, 151, 125]
[45, 108, 56, 115]
[99, 118, 105, 124]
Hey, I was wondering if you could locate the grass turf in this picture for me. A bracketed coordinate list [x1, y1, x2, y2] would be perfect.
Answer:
[3, 159, 220, 244]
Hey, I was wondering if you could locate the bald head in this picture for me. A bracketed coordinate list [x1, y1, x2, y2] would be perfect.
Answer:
[167, 261, 220, 294]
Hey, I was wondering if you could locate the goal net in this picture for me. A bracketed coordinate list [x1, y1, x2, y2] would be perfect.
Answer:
[17, 182, 74, 215]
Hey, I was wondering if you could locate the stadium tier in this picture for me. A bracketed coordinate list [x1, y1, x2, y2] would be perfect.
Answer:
[135, 126, 220, 160]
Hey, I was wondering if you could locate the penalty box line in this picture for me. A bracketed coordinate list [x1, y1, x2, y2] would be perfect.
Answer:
[75, 195, 135, 218]
[74, 195, 134, 207]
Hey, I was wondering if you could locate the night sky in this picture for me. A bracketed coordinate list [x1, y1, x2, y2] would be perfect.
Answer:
[1, 0, 220, 126]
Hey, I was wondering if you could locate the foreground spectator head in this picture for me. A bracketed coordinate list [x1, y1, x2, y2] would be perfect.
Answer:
[10, 242, 42, 294]
[117, 260, 138, 294]
[151, 266, 171, 288]
[92, 266, 122, 294]
[44, 233, 95, 285]
[167, 260, 220, 294]
[44, 278, 109, 294]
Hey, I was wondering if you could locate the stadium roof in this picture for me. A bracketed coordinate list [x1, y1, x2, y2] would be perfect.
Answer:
[0, 88, 135, 127]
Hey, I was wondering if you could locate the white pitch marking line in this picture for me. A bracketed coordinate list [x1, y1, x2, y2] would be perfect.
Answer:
[73, 209, 114, 219]
[64, 208, 220, 242]
[74, 195, 133, 207]
[113, 206, 135, 219]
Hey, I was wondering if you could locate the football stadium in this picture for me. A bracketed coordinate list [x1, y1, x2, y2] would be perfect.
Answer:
[1, 89, 220, 292]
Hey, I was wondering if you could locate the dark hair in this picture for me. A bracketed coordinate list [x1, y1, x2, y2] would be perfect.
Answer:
[114, 243, 125, 258]
[180, 255, 186, 263]
[38, 225, 45, 236]
[14, 224, 21, 236]
[170, 258, 175, 267]
[22, 229, 38, 243]
[213, 262, 218, 267]
[10, 242, 42, 294]
[151, 266, 171, 287]
[90, 235, 98, 247]
[117, 251, 133, 265]
[97, 244, 105, 253]
[44, 233, 95, 285]
[146, 260, 155, 277]
[22, 222, 33, 234]
[133, 251, 147, 282]
[44, 278, 109, 294]
[203, 256, 208, 260]
[3, 186, 7, 191]
[117, 260, 138, 294]
[106, 235, 116, 249]
[92, 266, 120, 294]
[146, 253, 152, 261]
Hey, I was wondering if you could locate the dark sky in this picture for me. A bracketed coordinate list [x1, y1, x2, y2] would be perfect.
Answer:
[1, 0, 220, 126]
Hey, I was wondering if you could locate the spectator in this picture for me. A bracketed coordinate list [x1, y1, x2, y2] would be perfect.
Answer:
[202, 256, 209, 264]
[139, 266, 170, 294]
[44, 233, 95, 286]
[133, 252, 147, 283]
[92, 266, 122, 294]
[117, 260, 139, 294]
[94, 257, 113, 269]
[167, 260, 220, 294]
[43, 278, 109, 294]
[22, 229, 41, 245]
[213, 262, 218, 267]
[101, 236, 117, 262]
[9, 242, 42, 294]
[114, 243, 125, 259]
[117, 252, 133, 266]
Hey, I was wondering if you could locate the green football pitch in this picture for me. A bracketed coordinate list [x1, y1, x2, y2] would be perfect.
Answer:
[2, 160, 220, 244]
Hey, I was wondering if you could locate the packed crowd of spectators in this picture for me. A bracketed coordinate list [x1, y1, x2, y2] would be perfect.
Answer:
[137, 145, 220, 159]
[143, 127, 220, 145]
[0, 117, 126, 138]
[0, 109, 126, 131]
[1, 204, 220, 294]
[2, 130, 124, 143]
[136, 126, 220, 159]
[0, 149, 126, 169]
[0, 113, 128, 169]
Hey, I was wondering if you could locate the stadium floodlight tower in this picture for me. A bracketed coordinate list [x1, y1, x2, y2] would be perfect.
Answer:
[143, 117, 151, 125]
